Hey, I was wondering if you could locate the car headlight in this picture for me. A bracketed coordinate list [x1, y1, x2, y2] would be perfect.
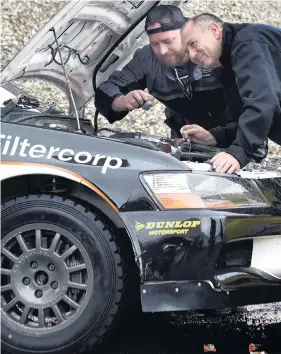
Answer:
[140, 172, 269, 209]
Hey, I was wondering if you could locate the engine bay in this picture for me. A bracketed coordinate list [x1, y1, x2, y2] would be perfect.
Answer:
[1, 92, 223, 168]
[2, 91, 281, 178]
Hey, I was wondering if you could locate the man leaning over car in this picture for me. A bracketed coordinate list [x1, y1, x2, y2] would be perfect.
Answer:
[181, 13, 281, 173]
[95, 5, 238, 150]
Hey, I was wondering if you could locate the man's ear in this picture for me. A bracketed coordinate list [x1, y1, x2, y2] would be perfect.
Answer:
[209, 23, 221, 40]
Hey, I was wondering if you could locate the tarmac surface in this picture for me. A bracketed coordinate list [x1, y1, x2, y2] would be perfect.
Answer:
[97, 302, 281, 354]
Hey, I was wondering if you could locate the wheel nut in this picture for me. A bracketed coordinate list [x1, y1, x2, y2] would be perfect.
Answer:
[30, 261, 38, 269]
[23, 277, 30, 285]
[51, 281, 58, 289]
[48, 263, 55, 271]
[35, 290, 43, 298]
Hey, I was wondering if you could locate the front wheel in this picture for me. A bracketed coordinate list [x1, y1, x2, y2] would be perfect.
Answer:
[1, 194, 125, 354]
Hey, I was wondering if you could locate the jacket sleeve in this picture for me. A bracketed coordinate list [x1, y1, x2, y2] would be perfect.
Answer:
[95, 48, 147, 123]
[223, 38, 280, 167]
[208, 102, 239, 148]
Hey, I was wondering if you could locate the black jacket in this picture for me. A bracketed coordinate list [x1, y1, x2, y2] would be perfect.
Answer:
[209, 22, 281, 167]
[95, 45, 236, 144]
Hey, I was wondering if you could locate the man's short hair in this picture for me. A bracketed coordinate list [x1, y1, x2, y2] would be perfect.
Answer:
[192, 13, 223, 25]
[182, 13, 223, 31]
[145, 5, 187, 35]
[193, 13, 223, 26]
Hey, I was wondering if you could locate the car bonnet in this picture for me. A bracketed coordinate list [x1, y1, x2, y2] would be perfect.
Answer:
[0, 0, 183, 114]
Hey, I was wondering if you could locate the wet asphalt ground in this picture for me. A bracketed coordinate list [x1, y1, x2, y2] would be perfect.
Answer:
[96, 302, 281, 354]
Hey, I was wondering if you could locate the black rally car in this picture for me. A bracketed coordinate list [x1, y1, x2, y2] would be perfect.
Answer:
[1, 1, 281, 354]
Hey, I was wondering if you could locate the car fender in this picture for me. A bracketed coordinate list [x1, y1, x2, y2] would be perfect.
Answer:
[0, 161, 119, 212]
[0, 161, 143, 272]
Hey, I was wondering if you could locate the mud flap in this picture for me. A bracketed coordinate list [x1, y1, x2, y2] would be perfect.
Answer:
[141, 280, 230, 312]
[140, 280, 281, 313]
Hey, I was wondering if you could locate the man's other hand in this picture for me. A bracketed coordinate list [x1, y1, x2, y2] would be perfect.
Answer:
[112, 90, 153, 112]
[211, 152, 240, 174]
[180, 124, 217, 146]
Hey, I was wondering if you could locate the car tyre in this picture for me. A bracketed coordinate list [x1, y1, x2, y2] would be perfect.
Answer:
[1, 194, 125, 354]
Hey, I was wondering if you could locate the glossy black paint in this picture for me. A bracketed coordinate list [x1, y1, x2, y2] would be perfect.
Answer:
[2, 120, 281, 313]
[214, 267, 281, 291]
[0, 122, 185, 208]
[119, 210, 281, 283]
[2, 122, 281, 214]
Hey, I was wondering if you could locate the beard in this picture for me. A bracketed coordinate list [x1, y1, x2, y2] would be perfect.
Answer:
[159, 51, 188, 67]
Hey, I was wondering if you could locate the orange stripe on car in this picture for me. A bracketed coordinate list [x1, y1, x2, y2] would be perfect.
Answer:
[0, 161, 119, 213]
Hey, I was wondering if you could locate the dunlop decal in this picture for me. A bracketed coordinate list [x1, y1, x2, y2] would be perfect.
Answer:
[135, 220, 201, 236]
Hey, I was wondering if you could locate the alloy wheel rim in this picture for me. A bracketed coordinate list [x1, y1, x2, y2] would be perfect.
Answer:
[1, 223, 94, 334]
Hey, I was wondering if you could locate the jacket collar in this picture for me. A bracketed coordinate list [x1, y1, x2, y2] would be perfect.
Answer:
[219, 22, 235, 67]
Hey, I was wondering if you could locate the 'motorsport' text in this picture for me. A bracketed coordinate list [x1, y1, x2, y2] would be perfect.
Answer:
[0, 135, 123, 174]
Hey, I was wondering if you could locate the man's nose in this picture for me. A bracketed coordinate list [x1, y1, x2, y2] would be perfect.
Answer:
[189, 48, 197, 61]
[159, 44, 168, 55]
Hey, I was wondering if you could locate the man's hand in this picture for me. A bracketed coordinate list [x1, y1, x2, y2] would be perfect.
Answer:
[211, 152, 240, 174]
[180, 124, 217, 146]
[112, 90, 153, 112]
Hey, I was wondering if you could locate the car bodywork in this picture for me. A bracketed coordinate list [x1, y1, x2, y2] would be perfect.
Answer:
[1, 0, 281, 317]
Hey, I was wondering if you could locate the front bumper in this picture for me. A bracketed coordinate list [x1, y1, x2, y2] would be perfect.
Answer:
[119, 209, 281, 311]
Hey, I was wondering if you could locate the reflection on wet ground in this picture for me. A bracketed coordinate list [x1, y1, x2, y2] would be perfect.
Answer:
[97, 302, 281, 354]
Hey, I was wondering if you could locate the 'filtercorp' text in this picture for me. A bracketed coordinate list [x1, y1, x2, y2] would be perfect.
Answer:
[0, 135, 123, 174]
